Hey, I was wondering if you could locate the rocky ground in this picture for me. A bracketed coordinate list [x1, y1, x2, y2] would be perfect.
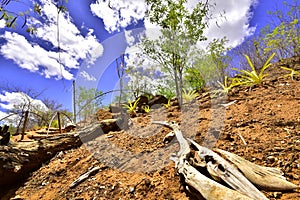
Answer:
[1, 57, 300, 200]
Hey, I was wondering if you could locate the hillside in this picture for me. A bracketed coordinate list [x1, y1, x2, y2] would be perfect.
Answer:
[1, 56, 300, 200]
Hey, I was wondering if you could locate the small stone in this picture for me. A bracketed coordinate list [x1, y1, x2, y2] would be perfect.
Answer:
[11, 195, 24, 200]
[273, 192, 282, 198]
[267, 156, 277, 163]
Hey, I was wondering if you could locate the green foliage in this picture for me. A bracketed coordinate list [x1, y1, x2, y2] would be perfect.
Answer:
[208, 37, 231, 78]
[51, 119, 59, 128]
[184, 67, 205, 91]
[123, 98, 140, 116]
[77, 87, 103, 121]
[263, 1, 300, 58]
[233, 53, 276, 86]
[157, 86, 176, 100]
[163, 98, 172, 109]
[142, 105, 151, 113]
[216, 76, 240, 94]
[281, 66, 300, 80]
[182, 89, 198, 102]
[141, 0, 210, 106]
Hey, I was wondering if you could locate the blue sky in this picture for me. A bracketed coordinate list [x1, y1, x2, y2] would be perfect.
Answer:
[0, 0, 294, 119]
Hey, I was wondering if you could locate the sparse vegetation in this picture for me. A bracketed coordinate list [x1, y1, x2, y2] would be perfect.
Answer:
[281, 66, 300, 80]
[163, 98, 172, 109]
[216, 76, 240, 94]
[142, 105, 151, 113]
[182, 89, 198, 103]
[233, 53, 276, 86]
[123, 98, 140, 116]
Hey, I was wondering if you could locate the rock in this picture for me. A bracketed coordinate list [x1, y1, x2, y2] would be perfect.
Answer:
[109, 103, 124, 113]
[99, 119, 121, 133]
[136, 95, 149, 107]
[10, 195, 24, 200]
[64, 123, 76, 132]
[96, 109, 113, 121]
[0, 125, 10, 145]
[148, 95, 168, 108]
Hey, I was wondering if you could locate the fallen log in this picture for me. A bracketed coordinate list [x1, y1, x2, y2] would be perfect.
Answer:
[189, 139, 268, 200]
[0, 133, 82, 187]
[152, 121, 268, 200]
[216, 148, 299, 191]
[0, 119, 122, 188]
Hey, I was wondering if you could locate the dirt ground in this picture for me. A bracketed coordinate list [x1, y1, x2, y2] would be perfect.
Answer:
[1, 58, 300, 200]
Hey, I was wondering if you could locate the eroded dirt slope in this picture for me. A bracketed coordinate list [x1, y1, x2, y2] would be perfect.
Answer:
[2, 58, 300, 200]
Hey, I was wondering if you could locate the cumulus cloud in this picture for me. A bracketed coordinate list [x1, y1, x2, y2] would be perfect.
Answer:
[0, 0, 103, 80]
[0, 32, 74, 80]
[94, 0, 257, 48]
[0, 91, 48, 112]
[79, 71, 97, 81]
[0, 19, 5, 28]
[201, 0, 258, 48]
[90, 0, 147, 33]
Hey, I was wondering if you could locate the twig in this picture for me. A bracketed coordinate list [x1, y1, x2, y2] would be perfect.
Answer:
[238, 133, 247, 146]
[69, 166, 100, 189]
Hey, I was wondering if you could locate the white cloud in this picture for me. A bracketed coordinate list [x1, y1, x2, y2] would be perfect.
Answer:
[201, 0, 258, 48]
[95, 0, 257, 48]
[0, 19, 5, 28]
[0, 32, 74, 80]
[0, 91, 48, 112]
[0, 0, 103, 80]
[90, 0, 147, 33]
[124, 30, 135, 46]
[79, 71, 97, 81]
[33, 0, 103, 65]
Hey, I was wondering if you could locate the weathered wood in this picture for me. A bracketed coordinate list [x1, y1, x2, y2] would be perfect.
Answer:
[21, 111, 29, 141]
[0, 119, 122, 188]
[189, 139, 268, 200]
[0, 133, 82, 186]
[182, 161, 254, 200]
[153, 121, 269, 200]
[216, 148, 299, 191]
[69, 166, 100, 189]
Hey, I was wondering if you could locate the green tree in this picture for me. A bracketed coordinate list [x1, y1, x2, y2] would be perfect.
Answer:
[140, 0, 210, 106]
[263, 0, 299, 58]
[76, 87, 103, 123]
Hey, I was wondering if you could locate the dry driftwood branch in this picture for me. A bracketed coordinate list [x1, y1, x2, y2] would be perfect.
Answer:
[216, 149, 300, 191]
[69, 166, 100, 189]
[182, 160, 253, 200]
[189, 139, 268, 200]
[152, 121, 264, 200]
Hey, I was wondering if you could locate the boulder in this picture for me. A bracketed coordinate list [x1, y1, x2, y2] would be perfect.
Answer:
[0, 125, 10, 146]
[148, 95, 168, 107]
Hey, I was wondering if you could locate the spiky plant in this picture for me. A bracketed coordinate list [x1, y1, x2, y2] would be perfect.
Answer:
[123, 98, 140, 116]
[281, 66, 300, 80]
[233, 53, 276, 86]
[182, 89, 198, 103]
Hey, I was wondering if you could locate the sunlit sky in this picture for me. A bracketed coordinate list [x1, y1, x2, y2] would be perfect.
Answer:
[0, 0, 293, 118]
